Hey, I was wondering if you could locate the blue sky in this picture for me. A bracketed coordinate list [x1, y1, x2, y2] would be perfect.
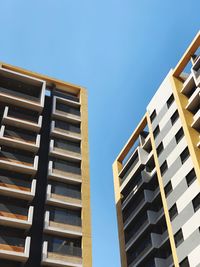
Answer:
[0, 1, 199, 266]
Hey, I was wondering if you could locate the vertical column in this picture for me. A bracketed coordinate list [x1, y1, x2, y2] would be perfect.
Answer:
[80, 88, 92, 267]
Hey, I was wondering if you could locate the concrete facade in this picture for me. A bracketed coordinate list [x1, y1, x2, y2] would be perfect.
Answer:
[113, 32, 200, 267]
[0, 63, 92, 267]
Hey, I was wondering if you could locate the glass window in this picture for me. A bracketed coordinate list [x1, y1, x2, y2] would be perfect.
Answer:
[150, 110, 157, 122]
[175, 128, 184, 143]
[192, 193, 200, 212]
[180, 257, 190, 267]
[160, 160, 168, 175]
[174, 229, 184, 247]
[156, 142, 164, 156]
[171, 110, 179, 125]
[164, 181, 173, 197]
[180, 147, 190, 164]
[186, 169, 196, 187]
[167, 94, 174, 108]
[153, 125, 160, 139]
[169, 203, 178, 221]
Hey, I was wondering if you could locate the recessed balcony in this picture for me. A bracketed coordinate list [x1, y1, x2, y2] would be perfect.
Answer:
[44, 209, 82, 238]
[52, 96, 81, 123]
[119, 147, 149, 189]
[49, 139, 81, 162]
[0, 173, 36, 200]
[42, 239, 82, 267]
[191, 109, 200, 132]
[186, 87, 200, 114]
[2, 106, 42, 133]
[192, 55, 200, 86]
[123, 189, 154, 229]
[0, 228, 30, 262]
[0, 125, 40, 152]
[48, 160, 81, 184]
[127, 232, 165, 267]
[51, 121, 81, 142]
[181, 73, 196, 97]
[0, 201, 33, 229]
[0, 67, 45, 112]
[0, 147, 38, 175]
[46, 183, 81, 209]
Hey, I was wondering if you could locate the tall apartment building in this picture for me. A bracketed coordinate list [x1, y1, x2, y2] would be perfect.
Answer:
[113, 32, 200, 267]
[0, 63, 92, 267]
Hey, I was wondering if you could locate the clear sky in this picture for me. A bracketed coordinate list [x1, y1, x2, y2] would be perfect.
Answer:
[0, 1, 199, 266]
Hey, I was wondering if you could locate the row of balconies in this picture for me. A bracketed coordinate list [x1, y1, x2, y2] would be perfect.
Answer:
[0, 233, 82, 266]
[181, 69, 200, 149]
[127, 231, 170, 267]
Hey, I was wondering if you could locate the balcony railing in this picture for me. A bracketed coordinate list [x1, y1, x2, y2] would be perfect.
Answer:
[0, 147, 38, 175]
[46, 184, 81, 208]
[0, 235, 30, 262]
[52, 96, 81, 123]
[0, 67, 45, 112]
[42, 240, 82, 267]
[51, 121, 81, 141]
[49, 139, 81, 161]
[0, 204, 33, 229]
[48, 161, 81, 184]
[0, 125, 40, 152]
[0, 176, 36, 200]
[44, 211, 82, 237]
[2, 106, 42, 133]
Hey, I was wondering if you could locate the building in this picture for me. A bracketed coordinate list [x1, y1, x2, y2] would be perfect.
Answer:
[113, 32, 200, 267]
[0, 62, 92, 267]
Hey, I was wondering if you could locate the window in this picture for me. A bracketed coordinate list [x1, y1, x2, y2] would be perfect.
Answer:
[153, 125, 160, 139]
[180, 257, 189, 267]
[175, 128, 184, 144]
[164, 181, 173, 197]
[160, 160, 168, 175]
[174, 229, 184, 247]
[150, 110, 156, 122]
[192, 193, 200, 212]
[167, 94, 174, 108]
[157, 142, 164, 156]
[186, 168, 196, 187]
[171, 110, 179, 125]
[169, 203, 178, 221]
[180, 147, 190, 164]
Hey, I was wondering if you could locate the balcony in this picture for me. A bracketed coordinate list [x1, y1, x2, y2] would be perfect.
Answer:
[52, 96, 81, 123]
[48, 160, 81, 184]
[123, 189, 154, 229]
[0, 125, 40, 152]
[0, 233, 30, 263]
[51, 121, 81, 141]
[122, 169, 152, 209]
[0, 202, 33, 229]
[49, 139, 81, 162]
[46, 184, 81, 209]
[0, 173, 36, 200]
[53, 90, 80, 104]
[0, 147, 38, 175]
[191, 109, 200, 133]
[192, 55, 200, 86]
[125, 210, 159, 251]
[120, 147, 149, 189]
[44, 210, 82, 238]
[128, 233, 164, 267]
[0, 67, 45, 112]
[42, 239, 82, 267]
[186, 87, 200, 114]
[2, 106, 42, 133]
[181, 73, 196, 97]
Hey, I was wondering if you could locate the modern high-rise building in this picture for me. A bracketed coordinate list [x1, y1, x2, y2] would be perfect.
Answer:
[113, 32, 200, 267]
[0, 62, 92, 267]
